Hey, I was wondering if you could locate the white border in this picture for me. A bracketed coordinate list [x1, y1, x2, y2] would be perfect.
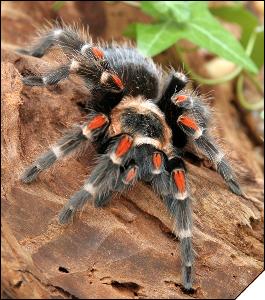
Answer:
[237, 271, 264, 300]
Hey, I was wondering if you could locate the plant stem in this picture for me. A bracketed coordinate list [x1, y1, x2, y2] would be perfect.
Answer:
[175, 45, 242, 85]
[236, 28, 264, 111]
[236, 74, 264, 111]
[244, 71, 264, 95]
[176, 25, 260, 86]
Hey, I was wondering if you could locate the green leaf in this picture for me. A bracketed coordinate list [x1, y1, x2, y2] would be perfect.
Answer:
[123, 23, 137, 39]
[132, 2, 258, 72]
[141, 1, 167, 20]
[252, 27, 264, 69]
[136, 22, 184, 57]
[211, 5, 263, 69]
[141, 1, 206, 23]
[52, 1, 65, 11]
[210, 5, 258, 46]
[168, 3, 191, 23]
[183, 11, 258, 73]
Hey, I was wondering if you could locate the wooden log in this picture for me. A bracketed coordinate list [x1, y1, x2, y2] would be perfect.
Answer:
[1, 2, 263, 299]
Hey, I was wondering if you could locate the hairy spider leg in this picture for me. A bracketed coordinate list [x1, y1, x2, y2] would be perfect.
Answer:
[93, 163, 139, 207]
[158, 83, 242, 196]
[19, 25, 124, 95]
[166, 157, 193, 290]
[18, 24, 101, 59]
[21, 53, 124, 94]
[158, 70, 188, 112]
[133, 144, 194, 291]
[89, 143, 167, 209]
[149, 153, 194, 290]
[21, 112, 109, 183]
[157, 72, 190, 149]
[173, 91, 242, 195]
[58, 133, 134, 224]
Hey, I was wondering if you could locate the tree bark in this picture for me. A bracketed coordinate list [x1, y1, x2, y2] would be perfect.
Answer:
[1, 2, 264, 299]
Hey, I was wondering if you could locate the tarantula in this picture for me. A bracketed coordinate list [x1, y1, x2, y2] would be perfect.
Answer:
[19, 24, 242, 291]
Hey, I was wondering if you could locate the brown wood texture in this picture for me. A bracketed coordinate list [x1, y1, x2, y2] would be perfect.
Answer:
[1, 2, 264, 299]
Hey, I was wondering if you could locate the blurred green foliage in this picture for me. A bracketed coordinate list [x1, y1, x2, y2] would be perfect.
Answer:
[125, 1, 263, 74]
[210, 5, 264, 69]
[52, 1, 65, 12]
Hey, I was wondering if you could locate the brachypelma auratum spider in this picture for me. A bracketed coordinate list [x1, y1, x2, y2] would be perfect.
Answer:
[19, 24, 243, 291]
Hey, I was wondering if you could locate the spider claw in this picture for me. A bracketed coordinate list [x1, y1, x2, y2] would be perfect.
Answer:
[16, 48, 32, 56]
[22, 76, 44, 86]
[59, 189, 92, 224]
[58, 206, 75, 224]
[17, 47, 46, 58]
[228, 178, 242, 196]
[183, 266, 193, 291]
[21, 165, 41, 183]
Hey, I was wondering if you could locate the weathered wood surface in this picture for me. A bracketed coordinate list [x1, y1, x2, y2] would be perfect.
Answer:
[1, 2, 264, 299]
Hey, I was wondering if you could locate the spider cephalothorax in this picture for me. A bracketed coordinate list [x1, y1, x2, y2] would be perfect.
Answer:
[19, 24, 242, 291]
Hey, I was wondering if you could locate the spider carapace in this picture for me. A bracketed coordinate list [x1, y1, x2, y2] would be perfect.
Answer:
[20, 24, 242, 291]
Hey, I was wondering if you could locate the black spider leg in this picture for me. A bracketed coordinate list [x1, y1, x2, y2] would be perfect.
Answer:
[21, 111, 109, 183]
[165, 157, 193, 291]
[171, 90, 242, 196]
[158, 71, 241, 196]
[20, 25, 92, 85]
[94, 143, 169, 208]
[17, 24, 92, 58]
[195, 135, 242, 195]
[133, 144, 194, 290]
[93, 163, 139, 208]
[19, 25, 125, 101]
[58, 133, 135, 224]
[157, 70, 189, 149]
[21, 50, 124, 96]
[158, 70, 188, 110]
